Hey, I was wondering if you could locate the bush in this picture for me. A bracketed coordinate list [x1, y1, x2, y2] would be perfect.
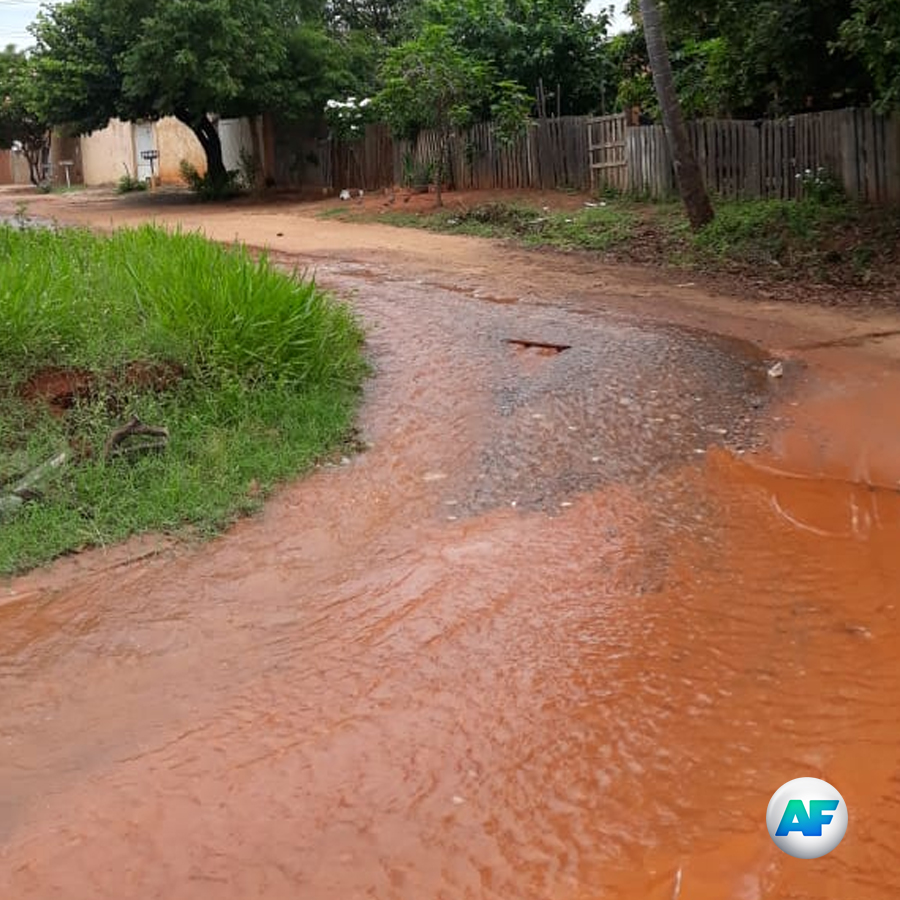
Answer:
[0, 225, 366, 574]
[117, 170, 148, 194]
[179, 159, 243, 201]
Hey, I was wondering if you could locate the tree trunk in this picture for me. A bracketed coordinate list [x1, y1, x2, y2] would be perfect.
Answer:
[434, 131, 447, 208]
[639, 0, 714, 230]
[177, 112, 228, 187]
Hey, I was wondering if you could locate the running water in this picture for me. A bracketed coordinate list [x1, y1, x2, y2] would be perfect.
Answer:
[2, 265, 899, 899]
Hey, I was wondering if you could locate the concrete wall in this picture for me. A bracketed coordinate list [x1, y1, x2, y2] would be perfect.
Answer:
[81, 118, 135, 185]
[79, 117, 207, 186]
[155, 117, 206, 183]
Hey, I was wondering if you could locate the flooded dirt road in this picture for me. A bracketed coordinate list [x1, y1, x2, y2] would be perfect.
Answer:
[2, 191, 900, 899]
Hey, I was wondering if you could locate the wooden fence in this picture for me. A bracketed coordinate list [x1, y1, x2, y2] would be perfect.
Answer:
[588, 114, 628, 193]
[628, 108, 900, 204]
[326, 107, 900, 204]
[331, 117, 592, 193]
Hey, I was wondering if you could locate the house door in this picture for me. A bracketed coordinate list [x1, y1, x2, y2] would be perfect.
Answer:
[134, 122, 157, 182]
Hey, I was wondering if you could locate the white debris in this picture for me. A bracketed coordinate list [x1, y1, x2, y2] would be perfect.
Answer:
[768, 361, 784, 379]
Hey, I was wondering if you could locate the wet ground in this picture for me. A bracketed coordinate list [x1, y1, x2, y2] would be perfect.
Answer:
[2, 190, 900, 899]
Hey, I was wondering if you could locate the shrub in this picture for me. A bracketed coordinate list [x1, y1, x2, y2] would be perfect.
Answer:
[117, 170, 148, 194]
[179, 159, 242, 201]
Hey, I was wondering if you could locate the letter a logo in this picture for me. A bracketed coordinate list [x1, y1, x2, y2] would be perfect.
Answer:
[766, 778, 848, 859]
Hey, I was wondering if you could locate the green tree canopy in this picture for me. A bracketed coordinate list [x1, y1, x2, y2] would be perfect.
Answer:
[30, 0, 344, 185]
[0, 45, 52, 185]
[416, 0, 614, 116]
[839, 0, 900, 111]
[375, 24, 528, 203]
[649, 0, 874, 117]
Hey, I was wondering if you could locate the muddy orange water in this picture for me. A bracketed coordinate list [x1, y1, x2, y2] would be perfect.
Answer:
[3, 198, 900, 899]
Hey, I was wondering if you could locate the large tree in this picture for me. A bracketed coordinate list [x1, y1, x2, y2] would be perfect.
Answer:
[417, 0, 613, 116]
[659, 0, 872, 117]
[638, 0, 713, 230]
[839, 0, 900, 111]
[375, 24, 527, 205]
[0, 45, 52, 185]
[30, 0, 331, 187]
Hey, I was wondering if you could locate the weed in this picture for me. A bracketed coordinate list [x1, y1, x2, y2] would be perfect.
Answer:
[0, 225, 366, 574]
[179, 159, 243, 201]
[372, 201, 637, 253]
[117, 168, 149, 194]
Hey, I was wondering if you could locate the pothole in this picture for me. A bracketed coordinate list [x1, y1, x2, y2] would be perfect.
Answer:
[506, 339, 572, 357]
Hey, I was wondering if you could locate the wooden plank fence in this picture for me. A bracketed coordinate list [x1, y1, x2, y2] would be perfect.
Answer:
[332, 117, 592, 193]
[588, 114, 628, 193]
[628, 108, 900, 204]
[325, 107, 900, 205]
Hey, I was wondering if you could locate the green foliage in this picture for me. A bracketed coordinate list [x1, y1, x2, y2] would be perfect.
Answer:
[117, 170, 148, 194]
[490, 81, 533, 144]
[416, 0, 614, 116]
[0, 225, 366, 574]
[370, 201, 637, 251]
[324, 96, 376, 142]
[795, 166, 846, 205]
[178, 159, 243, 200]
[29, 0, 348, 183]
[0, 45, 52, 185]
[375, 26, 529, 192]
[839, 0, 900, 111]
[657, 0, 873, 117]
[376, 26, 491, 138]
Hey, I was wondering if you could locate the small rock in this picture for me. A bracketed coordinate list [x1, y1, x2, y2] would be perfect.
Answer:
[768, 362, 784, 379]
[452, 795, 466, 805]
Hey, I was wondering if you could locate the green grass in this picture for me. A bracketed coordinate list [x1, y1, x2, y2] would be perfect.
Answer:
[330, 195, 899, 290]
[329, 201, 638, 252]
[0, 224, 366, 575]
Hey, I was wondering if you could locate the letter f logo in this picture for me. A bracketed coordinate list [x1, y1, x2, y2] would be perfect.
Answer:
[776, 799, 840, 837]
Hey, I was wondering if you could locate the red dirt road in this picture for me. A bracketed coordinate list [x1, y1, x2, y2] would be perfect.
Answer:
[2, 188, 900, 899]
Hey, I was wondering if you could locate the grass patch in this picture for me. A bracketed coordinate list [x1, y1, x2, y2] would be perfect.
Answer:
[0, 224, 366, 575]
[332, 195, 900, 293]
[334, 201, 638, 252]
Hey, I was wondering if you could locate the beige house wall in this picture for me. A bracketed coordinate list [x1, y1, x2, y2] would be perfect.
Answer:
[79, 116, 207, 186]
[155, 117, 206, 183]
[80, 118, 135, 185]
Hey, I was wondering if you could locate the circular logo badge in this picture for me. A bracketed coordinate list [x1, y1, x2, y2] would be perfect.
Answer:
[766, 777, 848, 859]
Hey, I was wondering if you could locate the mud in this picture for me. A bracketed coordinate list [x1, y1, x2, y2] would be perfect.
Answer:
[2, 190, 900, 899]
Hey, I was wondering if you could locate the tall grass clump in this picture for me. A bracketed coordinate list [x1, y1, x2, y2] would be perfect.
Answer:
[0, 224, 366, 574]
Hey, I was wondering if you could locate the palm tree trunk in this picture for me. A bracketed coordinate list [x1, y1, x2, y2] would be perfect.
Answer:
[639, 0, 714, 230]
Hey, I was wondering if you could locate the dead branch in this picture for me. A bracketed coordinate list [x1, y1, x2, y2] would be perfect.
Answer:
[103, 416, 170, 461]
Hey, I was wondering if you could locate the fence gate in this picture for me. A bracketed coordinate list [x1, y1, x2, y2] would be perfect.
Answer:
[588, 114, 627, 193]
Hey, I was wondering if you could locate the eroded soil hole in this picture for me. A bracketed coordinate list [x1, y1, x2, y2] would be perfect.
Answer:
[506, 338, 572, 357]
[19, 361, 185, 418]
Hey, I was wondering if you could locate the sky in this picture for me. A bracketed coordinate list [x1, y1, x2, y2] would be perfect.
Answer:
[0, 0, 631, 49]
